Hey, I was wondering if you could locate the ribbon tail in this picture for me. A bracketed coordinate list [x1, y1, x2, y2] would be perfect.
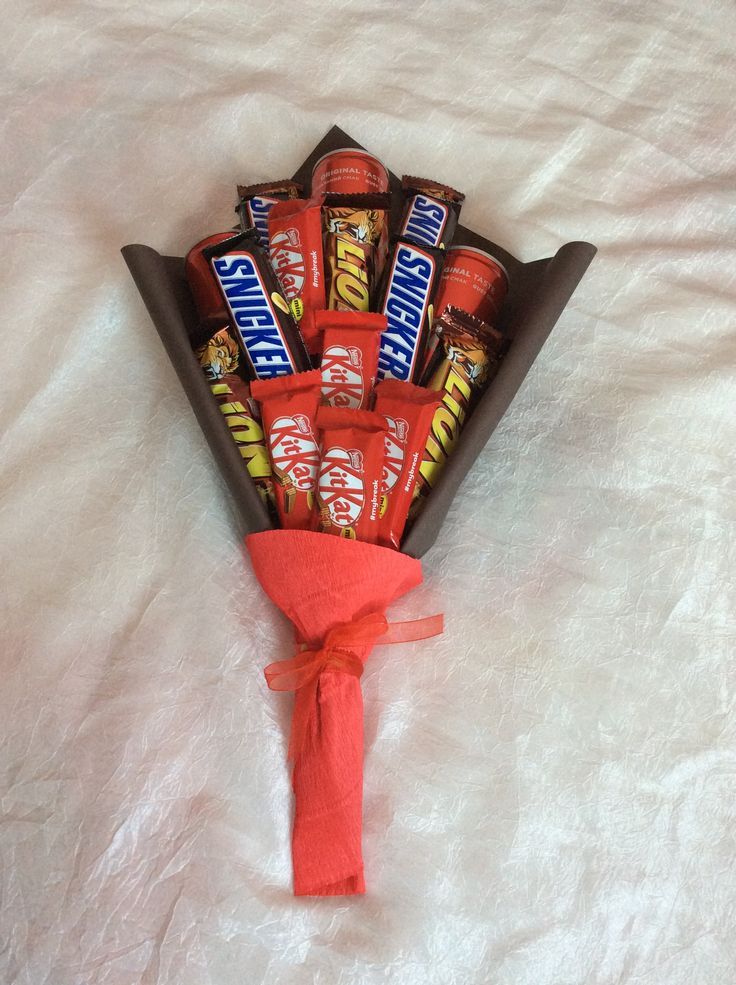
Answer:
[380, 613, 444, 645]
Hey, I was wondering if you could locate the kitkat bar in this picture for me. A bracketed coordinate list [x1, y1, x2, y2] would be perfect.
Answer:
[317, 310, 386, 410]
[313, 406, 388, 542]
[373, 380, 443, 550]
[202, 230, 311, 379]
[399, 176, 464, 250]
[375, 237, 444, 384]
[236, 179, 302, 251]
[251, 370, 322, 529]
[412, 306, 507, 506]
[322, 194, 389, 314]
[311, 148, 389, 196]
[194, 326, 275, 512]
[268, 197, 326, 357]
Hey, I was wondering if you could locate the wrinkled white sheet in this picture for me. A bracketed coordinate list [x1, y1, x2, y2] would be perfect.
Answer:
[2, 1, 735, 983]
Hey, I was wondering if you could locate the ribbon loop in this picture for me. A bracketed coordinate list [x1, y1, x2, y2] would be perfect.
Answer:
[264, 611, 443, 760]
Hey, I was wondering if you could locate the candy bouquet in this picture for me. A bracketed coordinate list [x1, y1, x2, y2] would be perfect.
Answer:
[123, 127, 595, 896]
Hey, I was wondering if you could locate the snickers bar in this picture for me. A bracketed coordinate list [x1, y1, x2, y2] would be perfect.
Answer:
[399, 176, 464, 250]
[203, 230, 310, 380]
[375, 238, 444, 384]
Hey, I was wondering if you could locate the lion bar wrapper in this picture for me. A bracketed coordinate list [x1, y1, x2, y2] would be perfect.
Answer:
[413, 306, 507, 504]
[317, 310, 386, 410]
[322, 193, 389, 315]
[399, 176, 465, 250]
[194, 326, 275, 510]
[313, 406, 388, 542]
[236, 179, 302, 251]
[202, 229, 311, 380]
[373, 379, 443, 550]
[267, 197, 326, 358]
[251, 370, 322, 529]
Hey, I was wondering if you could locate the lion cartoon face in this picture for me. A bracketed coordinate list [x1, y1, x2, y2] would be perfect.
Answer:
[195, 328, 240, 380]
[446, 344, 489, 387]
[326, 209, 383, 243]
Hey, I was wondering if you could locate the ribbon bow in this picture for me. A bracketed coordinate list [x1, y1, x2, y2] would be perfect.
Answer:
[264, 611, 444, 760]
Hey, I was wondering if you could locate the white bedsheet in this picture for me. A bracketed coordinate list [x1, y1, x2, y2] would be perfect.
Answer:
[2, 2, 735, 983]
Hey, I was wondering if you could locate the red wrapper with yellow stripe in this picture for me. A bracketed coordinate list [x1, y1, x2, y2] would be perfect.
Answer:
[251, 370, 323, 529]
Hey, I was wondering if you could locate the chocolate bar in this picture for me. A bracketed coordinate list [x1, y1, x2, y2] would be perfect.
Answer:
[373, 379, 442, 549]
[413, 306, 507, 505]
[317, 310, 386, 410]
[322, 194, 389, 314]
[251, 370, 322, 529]
[194, 326, 275, 511]
[236, 179, 302, 251]
[313, 406, 388, 542]
[374, 237, 444, 384]
[202, 230, 310, 379]
[268, 197, 326, 357]
[399, 176, 464, 250]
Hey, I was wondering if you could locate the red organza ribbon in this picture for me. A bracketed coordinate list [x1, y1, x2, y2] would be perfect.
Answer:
[264, 612, 444, 760]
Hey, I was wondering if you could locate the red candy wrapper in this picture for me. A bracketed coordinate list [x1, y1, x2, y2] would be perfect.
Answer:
[185, 232, 236, 334]
[268, 197, 326, 357]
[313, 407, 387, 542]
[251, 370, 323, 529]
[316, 310, 386, 410]
[373, 380, 443, 549]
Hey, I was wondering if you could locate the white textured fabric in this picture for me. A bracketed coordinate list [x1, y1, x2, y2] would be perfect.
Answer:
[2, 2, 735, 983]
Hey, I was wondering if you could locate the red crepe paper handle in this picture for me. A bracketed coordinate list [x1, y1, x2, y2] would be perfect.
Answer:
[264, 612, 444, 760]
[247, 530, 436, 895]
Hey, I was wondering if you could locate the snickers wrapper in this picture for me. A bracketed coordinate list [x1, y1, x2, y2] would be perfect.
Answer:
[203, 230, 311, 380]
[375, 237, 444, 385]
[398, 175, 464, 250]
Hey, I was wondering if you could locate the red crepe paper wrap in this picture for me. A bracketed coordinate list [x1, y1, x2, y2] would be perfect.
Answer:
[251, 370, 322, 529]
[247, 529, 442, 896]
[268, 197, 326, 356]
[317, 310, 386, 410]
[313, 406, 388, 542]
